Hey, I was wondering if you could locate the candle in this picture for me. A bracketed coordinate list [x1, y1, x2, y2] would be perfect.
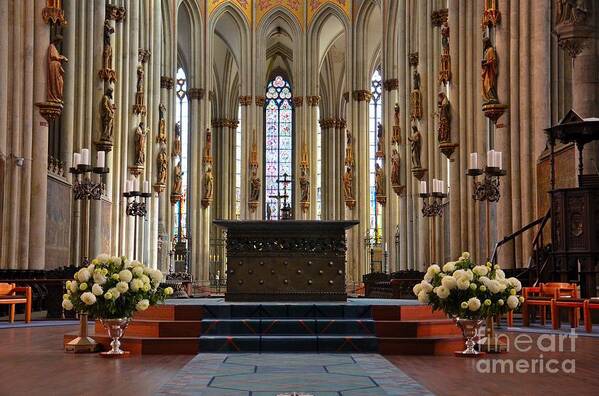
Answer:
[440, 180, 445, 194]
[487, 150, 494, 167]
[73, 153, 80, 167]
[495, 151, 502, 169]
[432, 179, 438, 193]
[81, 148, 89, 165]
[469, 152, 478, 169]
[134, 177, 140, 192]
[143, 180, 149, 193]
[97, 151, 105, 168]
[420, 180, 427, 194]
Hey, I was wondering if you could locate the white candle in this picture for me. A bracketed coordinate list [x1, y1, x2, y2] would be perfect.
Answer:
[420, 180, 427, 194]
[97, 151, 105, 168]
[469, 152, 478, 169]
[440, 180, 445, 194]
[143, 180, 149, 193]
[134, 177, 140, 192]
[73, 153, 80, 167]
[433, 179, 439, 193]
[81, 148, 89, 165]
[495, 151, 502, 169]
[487, 150, 495, 167]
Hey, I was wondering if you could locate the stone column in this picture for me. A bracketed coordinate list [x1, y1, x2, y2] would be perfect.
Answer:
[555, 2, 599, 172]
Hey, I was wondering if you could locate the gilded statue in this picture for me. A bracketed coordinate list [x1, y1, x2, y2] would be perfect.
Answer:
[157, 148, 168, 185]
[439, 22, 451, 85]
[47, 35, 68, 103]
[375, 163, 385, 196]
[102, 20, 115, 71]
[392, 104, 401, 145]
[172, 122, 182, 157]
[100, 87, 116, 141]
[173, 161, 183, 195]
[249, 167, 260, 202]
[203, 164, 214, 201]
[299, 166, 310, 203]
[204, 128, 212, 159]
[391, 148, 401, 186]
[408, 124, 422, 168]
[376, 123, 384, 155]
[481, 36, 498, 104]
[158, 104, 167, 145]
[437, 92, 451, 143]
[410, 69, 422, 120]
[136, 64, 144, 93]
[134, 122, 147, 166]
[345, 129, 354, 165]
[343, 166, 354, 201]
[394, 103, 400, 126]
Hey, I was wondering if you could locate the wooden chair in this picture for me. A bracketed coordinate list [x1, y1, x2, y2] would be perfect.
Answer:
[0, 283, 32, 323]
[551, 297, 583, 330]
[583, 298, 599, 333]
[522, 282, 577, 327]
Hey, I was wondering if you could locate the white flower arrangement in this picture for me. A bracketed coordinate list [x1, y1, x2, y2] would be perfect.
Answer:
[63, 255, 174, 319]
[413, 252, 524, 320]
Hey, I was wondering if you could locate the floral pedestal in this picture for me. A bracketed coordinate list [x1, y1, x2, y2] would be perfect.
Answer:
[454, 318, 486, 357]
[99, 318, 131, 358]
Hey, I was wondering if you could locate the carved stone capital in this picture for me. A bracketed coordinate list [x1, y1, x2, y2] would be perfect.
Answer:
[352, 90, 372, 102]
[42, 6, 67, 26]
[255, 96, 266, 107]
[138, 49, 151, 64]
[319, 118, 335, 129]
[409, 52, 419, 66]
[160, 76, 174, 90]
[35, 101, 63, 122]
[383, 78, 399, 91]
[208, 90, 216, 101]
[306, 95, 320, 106]
[431, 8, 448, 27]
[292, 96, 304, 107]
[188, 88, 204, 100]
[343, 92, 350, 102]
[239, 95, 252, 106]
[106, 4, 126, 22]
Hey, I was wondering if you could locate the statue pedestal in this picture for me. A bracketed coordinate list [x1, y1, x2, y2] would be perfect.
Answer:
[411, 167, 428, 181]
[214, 220, 358, 301]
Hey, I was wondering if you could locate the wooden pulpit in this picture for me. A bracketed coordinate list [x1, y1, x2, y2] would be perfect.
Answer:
[213, 220, 358, 301]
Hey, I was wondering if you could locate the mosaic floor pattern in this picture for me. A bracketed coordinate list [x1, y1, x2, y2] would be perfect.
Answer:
[156, 353, 432, 396]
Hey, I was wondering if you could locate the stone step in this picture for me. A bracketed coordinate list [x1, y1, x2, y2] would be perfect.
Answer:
[375, 319, 461, 337]
[94, 319, 202, 338]
[378, 335, 464, 355]
[200, 318, 376, 336]
[372, 305, 447, 321]
[198, 335, 379, 353]
[64, 332, 200, 355]
[132, 304, 204, 321]
[201, 304, 372, 319]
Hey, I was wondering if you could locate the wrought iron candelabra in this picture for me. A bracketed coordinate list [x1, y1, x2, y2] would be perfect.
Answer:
[466, 166, 506, 202]
[419, 179, 448, 218]
[123, 185, 151, 261]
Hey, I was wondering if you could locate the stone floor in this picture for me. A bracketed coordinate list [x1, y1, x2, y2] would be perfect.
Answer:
[156, 353, 431, 396]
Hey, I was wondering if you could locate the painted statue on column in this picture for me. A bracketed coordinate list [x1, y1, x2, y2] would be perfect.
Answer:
[100, 87, 116, 142]
[410, 68, 423, 120]
[136, 64, 145, 93]
[157, 148, 168, 186]
[299, 144, 310, 211]
[134, 122, 147, 166]
[392, 104, 401, 146]
[47, 35, 68, 103]
[173, 161, 183, 196]
[375, 162, 386, 205]
[345, 130, 354, 166]
[158, 104, 167, 145]
[437, 92, 451, 143]
[173, 122, 182, 157]
[99, 19, 116, 82]
[343, 166, 354, 202]
[556, 0, 589, 25]
[481, 36, 498, 104]
[249, 167, 261, 203]
[202, 164, 214, 208]
[408, 124, 422, 168]
[391, 148, 401, 187]
[439, 21, 451, 85]
[376, 123, 385, 157]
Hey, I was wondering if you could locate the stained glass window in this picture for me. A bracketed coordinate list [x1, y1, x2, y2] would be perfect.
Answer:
[369, 68, 383, 240]
[264, 75, 293, 220]
[316, 106, 322, 220]
[235, 106, 242, 219]
[174, 67, 189, 239]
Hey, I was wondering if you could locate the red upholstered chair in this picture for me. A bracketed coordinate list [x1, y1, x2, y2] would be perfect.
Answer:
[0, 283, 32, 323]
[583, 298, 599, 333]
[522, 283, 577, 327]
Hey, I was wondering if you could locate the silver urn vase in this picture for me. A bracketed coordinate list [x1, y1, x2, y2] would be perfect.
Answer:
[99, 318, 131, 357]
[454, 317, 485, 357]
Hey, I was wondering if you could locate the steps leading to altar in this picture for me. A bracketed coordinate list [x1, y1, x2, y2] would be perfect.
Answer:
[63, 299, 463, 355]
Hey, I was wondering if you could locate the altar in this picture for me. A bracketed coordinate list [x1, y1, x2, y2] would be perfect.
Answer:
[213, 220, 358, 301]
